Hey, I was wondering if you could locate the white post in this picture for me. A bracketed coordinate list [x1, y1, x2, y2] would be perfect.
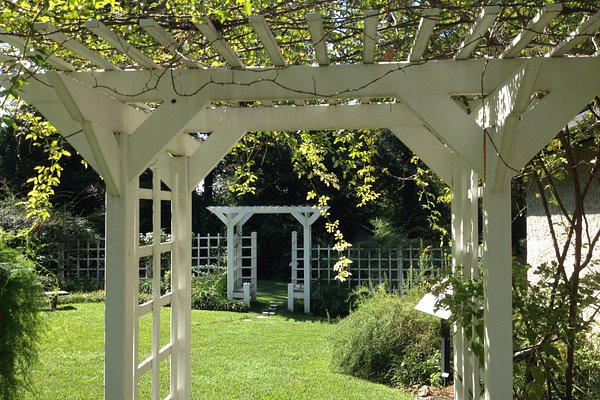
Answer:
[226, 217, 235, 299]
[151, 167, 162, 399]
[250, 231, 257, 301]
[291, 231, 298, 284]
[467, 170, 481, 397]
[482, 186, 512, 400]
[451, 162, 468, 400]
[104, 134, 137, 400]
[303, 217, 311, 314]
[171, 155, 192, 399]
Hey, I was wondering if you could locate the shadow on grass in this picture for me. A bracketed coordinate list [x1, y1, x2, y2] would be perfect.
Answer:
[42, 305, 77, 312]
[249, 280, 335, 324]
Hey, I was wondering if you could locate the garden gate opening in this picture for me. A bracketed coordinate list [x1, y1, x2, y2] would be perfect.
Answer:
[2, 4, 599, 399]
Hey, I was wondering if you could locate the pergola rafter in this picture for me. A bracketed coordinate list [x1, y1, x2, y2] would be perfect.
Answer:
[1, 4, 599, 400]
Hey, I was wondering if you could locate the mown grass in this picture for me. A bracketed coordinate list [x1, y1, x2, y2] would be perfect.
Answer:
[24, 282, 411, 400]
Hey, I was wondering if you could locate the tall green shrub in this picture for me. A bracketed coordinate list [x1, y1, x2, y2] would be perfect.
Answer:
[0, 235, 45, 400]
[329, 286, 440, 387]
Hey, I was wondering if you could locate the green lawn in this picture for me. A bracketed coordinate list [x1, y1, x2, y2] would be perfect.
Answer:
[24, 282, 411, 399]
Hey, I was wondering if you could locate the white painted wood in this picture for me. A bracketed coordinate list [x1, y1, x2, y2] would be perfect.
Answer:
[186, 103, 423, 134]
[451, 161, 467, 400]
[510, 58, 600, 168]
[548, 10, 600, 57]
[140, 19, 202, 68]
[188, 128, 246, 191]
[287, 283, 294, 312]
[128, 96, 208, 181]
[455, 6, 501, 60]
[171, 155, 192, 399]
[468, 170, 481, 398]
[0, 27, 76, 71]
[104, 133, 138, 400]
[249, 15, 286, 67]
[33, 22, 119, 70]
[501, 4, 563, 59]
[303, 220, 311, 314]
[362, 10, 378, 64]
[474, 59, 542, 192]
[151, 167, 162, 400]
[46, 72, 123, 195]
[388, 126, 453, 185]
[408, 9, 440, 62]
[307, 13, 329, 66]
[193, 17, 244, 69]
[54, 59, 529, 103]
[482, 186, 512, 400]
[85, 19, 159, 69]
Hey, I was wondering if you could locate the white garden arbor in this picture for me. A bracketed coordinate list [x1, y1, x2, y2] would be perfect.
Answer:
[207, 205, 325, 313]
[1, 4, 599, 400]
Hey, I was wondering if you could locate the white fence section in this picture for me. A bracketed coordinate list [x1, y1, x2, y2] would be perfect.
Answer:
[56, 233, 257, 282]
[290, 231, 450, 292]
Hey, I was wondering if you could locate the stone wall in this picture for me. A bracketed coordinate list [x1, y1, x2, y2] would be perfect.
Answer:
[526, 175, 600, 278]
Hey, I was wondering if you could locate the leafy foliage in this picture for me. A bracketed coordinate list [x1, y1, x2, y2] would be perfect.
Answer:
[190, 268, 248, 312]
[0, 234, 45, 400]
[435, 259, 600, 399]
[310, 279, 352, 318]
[330, 286, 440, 387]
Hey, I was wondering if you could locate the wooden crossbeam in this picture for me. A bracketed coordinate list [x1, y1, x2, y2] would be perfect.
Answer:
[33, 22, 119, 70]
[0, 27, 75, 71]
[501, 4, 562, 59]
[193, 17, 244, 69]
[455, 6, 501, 60]
[408, 8, 440, 62]
[307, 13, 329, 66]
[249, 15, 286, 67]
[362, 10, 378, 64]
[85, 19, 159, 69]
[140, 19, 202, 68]
[548, 9, 600, 57]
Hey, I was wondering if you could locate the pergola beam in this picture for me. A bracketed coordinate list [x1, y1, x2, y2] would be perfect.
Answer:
[193, 17, 245, 69]
[33, 22, 119, 70]
[307, 13, 330, 66]
[140, 19, 202, 68]
[362, 10, 379, 64]
[0, 27, 75, 71]
[52, 59, 532, 103]
[455, 6, 501, 60]
[408, 8, 440, 62]
[249, 15, 286, 67]
[501, 3, 562, 59]
[85, 19, 159, 69]
[548, 9, 600, 57]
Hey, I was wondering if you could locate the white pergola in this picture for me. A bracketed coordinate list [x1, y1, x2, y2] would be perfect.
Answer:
[1, 4, 599, 399]
[207, 205, 325, 313]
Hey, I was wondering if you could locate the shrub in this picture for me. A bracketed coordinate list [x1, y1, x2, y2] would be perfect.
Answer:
[329, 285, 440, 387]
[0, 236, 46, 400]
[191, 292, 249, 313]
[57, 290, 105, 305]
[311, 280, 351, 318]
[190, 269, 248, 312]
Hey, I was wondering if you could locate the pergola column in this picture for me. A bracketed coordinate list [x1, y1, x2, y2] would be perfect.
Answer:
[171, 155, 192, 399]
[482, 185, 512, 400]
[451, 159, 480, 399]
[104, 133, 138, 400]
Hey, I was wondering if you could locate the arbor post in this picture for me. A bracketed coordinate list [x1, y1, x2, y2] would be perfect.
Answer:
[171, 155, 192, 398]
[482, 186, 512, 400]
[104, 134, 137, 400]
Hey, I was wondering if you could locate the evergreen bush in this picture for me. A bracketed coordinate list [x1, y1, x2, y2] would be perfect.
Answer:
[329, 286, 440, 387]
[0, 236, 45, 400]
